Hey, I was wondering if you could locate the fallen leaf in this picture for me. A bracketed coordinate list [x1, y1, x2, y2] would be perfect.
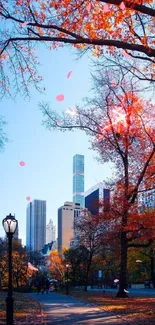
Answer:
[19, 161, 25, 166]
[103, 4, 109, 12]
[21, 22, 29, 28]
[120, 2, 125, 10]
[56, 94, 64, 102]
[86, 3, 91, 11]
[67, 71, 72, 79]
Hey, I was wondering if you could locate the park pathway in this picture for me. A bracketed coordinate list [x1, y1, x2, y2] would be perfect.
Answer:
[29, 292, 129, 325]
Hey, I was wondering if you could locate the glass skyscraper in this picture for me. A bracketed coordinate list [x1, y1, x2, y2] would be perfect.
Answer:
[26, 200, 46, 252]
[73, 154, 85, 207]
[85, 183, 110, 215]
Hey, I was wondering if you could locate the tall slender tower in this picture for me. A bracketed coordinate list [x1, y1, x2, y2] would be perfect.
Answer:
[26, 202, 32, 250]
[73, 154, 85, 208]
[46, 219, 56, 244]
[26, 200, 46, 251]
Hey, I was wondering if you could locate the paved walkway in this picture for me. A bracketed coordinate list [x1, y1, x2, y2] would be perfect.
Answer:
[29, 292, 129, 324]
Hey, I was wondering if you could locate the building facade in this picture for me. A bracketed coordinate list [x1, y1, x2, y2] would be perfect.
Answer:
[73, 154, 85, 208]
[26, 202, 32, 250]
[85, 182, 110, 215]
[58, 201, 81, 252]
[46, 219, 56, 244]
[26, 200, 46, 252]
[139, 188, 155, 211]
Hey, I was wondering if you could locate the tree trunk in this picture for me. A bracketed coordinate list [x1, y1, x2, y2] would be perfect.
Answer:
[116, 231, 128, 297]
[16, 276, 19, 288]
[150, 256, 155, 288]
[84, 256, 92, 292]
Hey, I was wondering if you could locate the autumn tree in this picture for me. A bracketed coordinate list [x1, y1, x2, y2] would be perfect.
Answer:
[47, 250, 65, 281]
[0, 238, 28, 287]
[40, 64, 155, 297]
[127, 247, 151, 284]
[64, 246, 88, 286]
[12, 240, 28, 287]
[139, 241, 155, 286]
[0, 238, 7, 289]
[72, 209, 106, 291]
[1, 1, 155, 98]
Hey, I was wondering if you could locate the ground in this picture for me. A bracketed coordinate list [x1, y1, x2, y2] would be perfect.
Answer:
[0, 292, 42, 325]
[29, 291, 129, 324]
[69, 290, 155, 325]
[0, 289, 154, 324]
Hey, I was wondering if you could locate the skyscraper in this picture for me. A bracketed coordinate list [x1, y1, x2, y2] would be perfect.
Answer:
[26, 200, 46, 252]
[46, 219, 56, 244]
[58, 201, 81, 252]
[73, 154, 85, 208]
[85, 182, 110, 215]
[26, 202, 32, 250]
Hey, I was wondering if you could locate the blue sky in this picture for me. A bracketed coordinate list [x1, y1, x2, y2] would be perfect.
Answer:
[0, 46, 113, 244]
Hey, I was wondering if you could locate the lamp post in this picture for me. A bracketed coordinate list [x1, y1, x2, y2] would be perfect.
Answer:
[66, 264, 69, 295]
[2, 213, 18, 325]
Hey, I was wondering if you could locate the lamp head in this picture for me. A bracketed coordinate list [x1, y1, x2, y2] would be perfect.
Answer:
[2, 213, 18, 236]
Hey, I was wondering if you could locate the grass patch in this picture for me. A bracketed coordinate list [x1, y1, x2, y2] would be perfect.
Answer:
[0, 292, 42, 325]
[68, 290, 155, 325]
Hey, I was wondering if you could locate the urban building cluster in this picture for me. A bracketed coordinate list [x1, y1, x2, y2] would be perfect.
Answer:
[24, 154, 154, 257]
[24, 154, 110, 256]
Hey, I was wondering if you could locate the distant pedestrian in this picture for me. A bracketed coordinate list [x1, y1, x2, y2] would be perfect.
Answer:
[36, 280, 41, 294]
[45, 279, 50, 294]
[41, 278, 46, 294]
[54, 282, 57, 292]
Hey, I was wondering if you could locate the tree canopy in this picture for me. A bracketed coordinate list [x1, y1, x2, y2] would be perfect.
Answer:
[1, 1, 155, 97]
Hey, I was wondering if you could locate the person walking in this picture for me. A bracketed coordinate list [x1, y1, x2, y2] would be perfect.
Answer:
[36, 280, 41, 294]
[45, 279, 50, 294]
[41, 277, 46, 294]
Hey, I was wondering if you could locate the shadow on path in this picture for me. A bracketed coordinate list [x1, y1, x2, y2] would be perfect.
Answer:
[28, 292, 130, 325]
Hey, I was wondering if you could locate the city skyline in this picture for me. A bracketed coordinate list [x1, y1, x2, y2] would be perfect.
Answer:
[0, 47, 114, 244]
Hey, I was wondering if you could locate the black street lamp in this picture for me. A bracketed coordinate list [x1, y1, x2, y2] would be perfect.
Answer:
[66, 264, 69, 295]
[2, 213, 18, 325]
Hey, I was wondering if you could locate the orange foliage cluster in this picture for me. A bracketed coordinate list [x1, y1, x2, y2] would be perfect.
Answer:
[0, 1, 154, 53]
[1, 1, 155, 96]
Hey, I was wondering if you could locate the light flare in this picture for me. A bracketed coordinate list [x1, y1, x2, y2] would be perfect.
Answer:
[97, 107, 128, 141]
[66, 108, 77, 117]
